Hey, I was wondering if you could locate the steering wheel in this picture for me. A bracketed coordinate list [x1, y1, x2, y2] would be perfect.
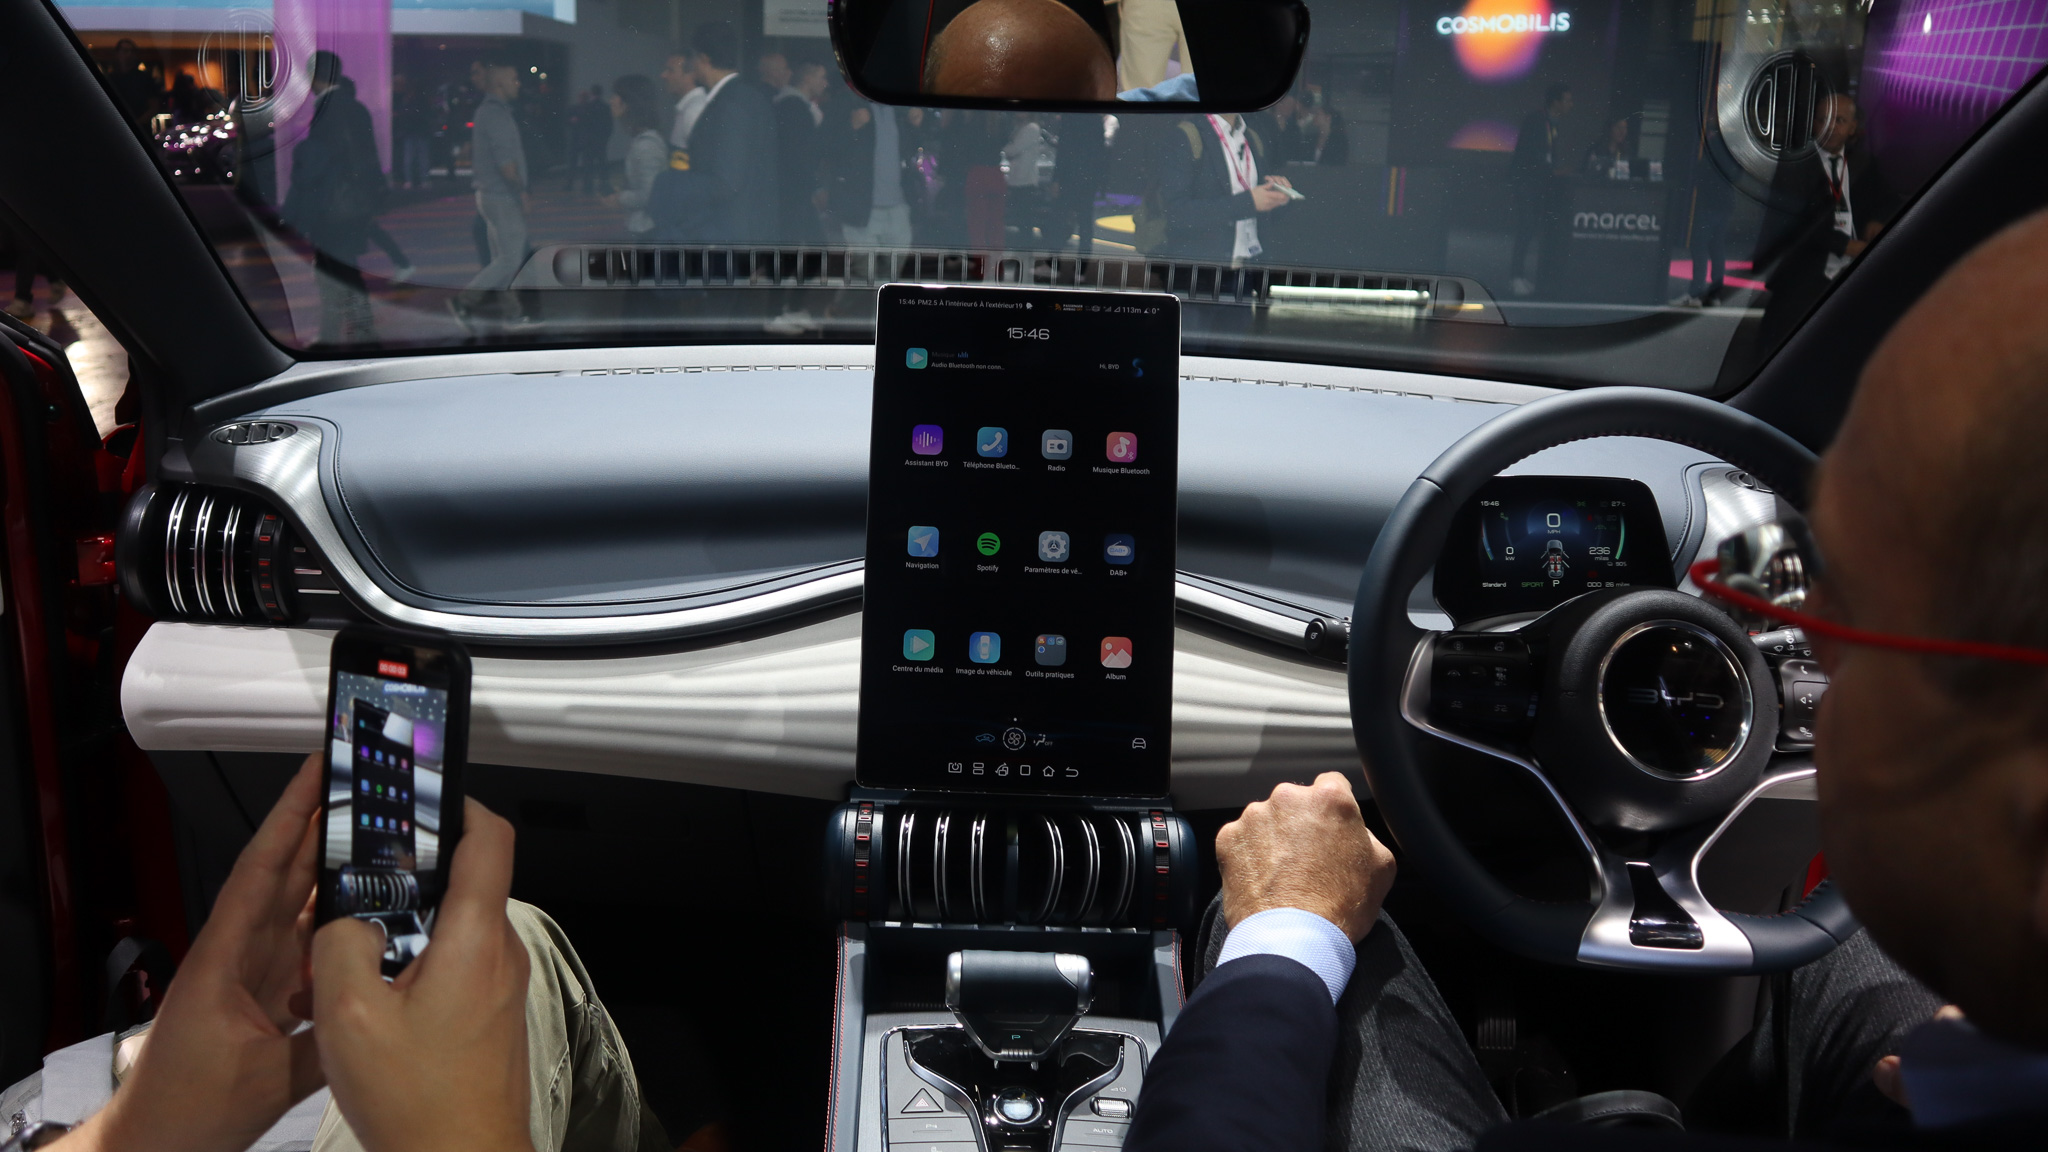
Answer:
[1349, 387, 1856, 973]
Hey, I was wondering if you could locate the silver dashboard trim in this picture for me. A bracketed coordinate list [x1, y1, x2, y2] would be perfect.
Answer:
[191, 420, 1327, 648]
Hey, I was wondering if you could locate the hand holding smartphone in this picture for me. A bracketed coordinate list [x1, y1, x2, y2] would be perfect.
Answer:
[317, 626, 472, 976]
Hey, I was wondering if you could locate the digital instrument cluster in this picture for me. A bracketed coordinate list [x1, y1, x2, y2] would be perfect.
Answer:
[1433, 476, 1673, 621]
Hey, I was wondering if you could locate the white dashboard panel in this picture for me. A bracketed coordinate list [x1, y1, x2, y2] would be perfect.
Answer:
[122, 617, 1357, 808]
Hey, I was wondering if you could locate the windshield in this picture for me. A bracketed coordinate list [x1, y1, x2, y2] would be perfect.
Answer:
[54, 0, 2048, 390]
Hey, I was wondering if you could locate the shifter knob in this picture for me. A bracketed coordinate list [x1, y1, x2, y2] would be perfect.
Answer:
[944, 950, 1093, 1062]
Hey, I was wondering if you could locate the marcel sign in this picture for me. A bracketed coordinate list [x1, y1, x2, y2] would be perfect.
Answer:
[1571, 211, 1661, 242]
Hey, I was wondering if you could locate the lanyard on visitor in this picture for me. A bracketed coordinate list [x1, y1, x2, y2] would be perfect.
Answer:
[1821, 154, 1845, 206]
[1207, 115, 1256, 193]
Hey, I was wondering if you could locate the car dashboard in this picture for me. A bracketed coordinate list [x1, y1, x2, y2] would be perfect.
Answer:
[118, 343, 1786, 810]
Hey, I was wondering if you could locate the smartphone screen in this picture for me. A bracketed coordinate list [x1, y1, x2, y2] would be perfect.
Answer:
[318, 627, 469, 974]
[856, 285, 1180, 798]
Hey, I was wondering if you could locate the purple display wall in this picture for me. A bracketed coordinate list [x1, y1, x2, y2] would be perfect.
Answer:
[1862, 0, 2048, 192]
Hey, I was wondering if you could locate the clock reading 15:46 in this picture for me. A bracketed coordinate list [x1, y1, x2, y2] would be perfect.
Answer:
[1008, 327, 1052, 339]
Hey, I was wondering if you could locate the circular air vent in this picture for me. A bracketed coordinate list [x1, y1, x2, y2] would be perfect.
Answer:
[117, 482, 301, 623]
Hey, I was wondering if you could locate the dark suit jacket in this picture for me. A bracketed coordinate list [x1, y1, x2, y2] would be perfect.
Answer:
[1511, 109, 1559, 184]
[1124, 954, 1335, 1152]
[1154, 117, 1268, 263]
[1757, 145, 1896, 297]
[772, 93, 822, 241]
[1127, 959, 2046, 1152]
[823, 105, 920, 228]
[282, 86, 383, 258]
[648, 77, 779, 245]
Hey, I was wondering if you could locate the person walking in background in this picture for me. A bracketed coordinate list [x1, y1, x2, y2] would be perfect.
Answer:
[391, 73, 431, 190]
[1678, 159, 1734, 306]
[600, 75, 667, 239]
[661, 52, 708, 150]
[104, 39, 157, 134]
[564, 85, 610, 194]
[329, 75, 415, 283]
[1152, 111, 1292, 263]
[1755, 92, 1896, 352]
[1509, 81, 1572, 297]
[1052, 112, 1107, 250]
[647, 22, 778, 245]
[826, 99, 917, 249]
[1001, 111, 1054, 245]
[773, 60, 829, 243]
[757, 51, 795, 100]
[458, 62, 530, 323]
[282, 50, 383, 344]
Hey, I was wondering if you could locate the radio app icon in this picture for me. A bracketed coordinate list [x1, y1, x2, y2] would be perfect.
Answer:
[1041, 429, 1073, 459]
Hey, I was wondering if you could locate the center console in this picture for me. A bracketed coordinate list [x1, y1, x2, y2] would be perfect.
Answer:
[822, 795, 1199, 1152]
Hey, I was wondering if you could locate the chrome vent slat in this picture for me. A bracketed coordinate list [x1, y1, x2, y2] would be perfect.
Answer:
[162, 487, 191, 616]
[191, 493, 217, 618]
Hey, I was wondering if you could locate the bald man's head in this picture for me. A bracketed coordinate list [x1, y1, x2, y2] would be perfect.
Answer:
[923, 0, 1117, 102]
[1808, 209, 2048, 1045]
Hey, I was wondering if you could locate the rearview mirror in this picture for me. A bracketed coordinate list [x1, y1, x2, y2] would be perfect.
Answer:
[829, 0, 1309, 111]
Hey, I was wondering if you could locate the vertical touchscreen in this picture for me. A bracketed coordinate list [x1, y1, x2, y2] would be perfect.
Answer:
[857, 284, 1180, 797]
[322, 666, 449, 969]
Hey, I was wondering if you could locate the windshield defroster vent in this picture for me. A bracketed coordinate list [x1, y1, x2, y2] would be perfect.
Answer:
[117, 482, 339, 625]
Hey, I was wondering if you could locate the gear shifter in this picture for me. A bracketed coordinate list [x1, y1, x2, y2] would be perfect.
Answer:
[944, 949, 1093, 1061]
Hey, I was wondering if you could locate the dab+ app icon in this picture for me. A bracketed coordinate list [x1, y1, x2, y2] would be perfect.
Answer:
[906, 348, 928, 369]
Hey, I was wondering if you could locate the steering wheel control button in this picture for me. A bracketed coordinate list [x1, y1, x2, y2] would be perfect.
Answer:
[1776, 658, 1827, 749]
[993, 1086, 1042, 1126]
[1597, 622, 1753, 780]
[1091, 1097, 1133, 1118]
[1428, 634, 1539, 743]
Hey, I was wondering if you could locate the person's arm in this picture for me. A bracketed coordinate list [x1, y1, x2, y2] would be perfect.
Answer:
[616, 135, 662, 210]
[49, 755, 329, 1152]
[1125, 773, 1397, 1152]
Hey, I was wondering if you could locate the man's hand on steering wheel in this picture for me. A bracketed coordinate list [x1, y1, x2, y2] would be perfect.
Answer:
[1216, 772, 1396, 942]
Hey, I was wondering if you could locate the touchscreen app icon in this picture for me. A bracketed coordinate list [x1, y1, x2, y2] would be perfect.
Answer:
[906, 348, 928, 369]
[1035, 634, 1068, 666]
[907, 526, 940, 557]
[976, 531, 1001, 556]
[1105, 431, 1138, 464]
[969, 632, 1001, 664]
[911, 425, 943, 455]
[1101, 637, 1133, 669]
[977, 427, 1009, 457]
[902, 629, 935, 661]
[1041, 429, 1073, 459]
[1103, 534, 1135, 565]
[1037, 531, 1070, 562]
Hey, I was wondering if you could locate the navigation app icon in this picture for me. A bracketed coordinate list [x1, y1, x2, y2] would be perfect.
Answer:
[907, 526, 940, 557]
[1037, 531, 1070, 562]
[902, 629, 935, 661]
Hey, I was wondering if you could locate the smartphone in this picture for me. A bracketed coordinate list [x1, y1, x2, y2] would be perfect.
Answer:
[316, 625, 471, 975]
[856, 284, 1181, 797]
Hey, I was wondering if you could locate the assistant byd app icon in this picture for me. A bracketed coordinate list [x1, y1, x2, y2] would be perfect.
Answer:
[1100, 637, 1133, 668]
[1037, 531, 1070, 562]
[903, 629, 935, 661]
[906, 526, 939, 557]
[1036, 634, 1068, 665]
[969, 632, 1002, 663]
[1041, 429, 1073, 459]
[911, 425, 943, 455]
[906, 348, 928, 369]
[1105, 431, 1138, 464]
[977, 427, 1009, 457]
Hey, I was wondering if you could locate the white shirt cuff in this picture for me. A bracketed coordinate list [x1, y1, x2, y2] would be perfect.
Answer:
[1214, 907, 1356, 1004]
